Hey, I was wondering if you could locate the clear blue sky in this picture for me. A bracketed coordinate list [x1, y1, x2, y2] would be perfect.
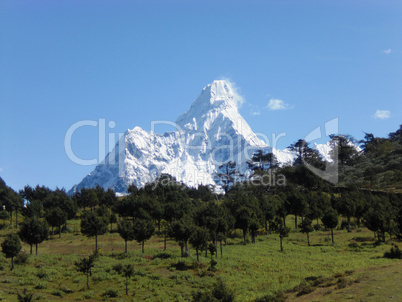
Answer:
[1, 0, 401, 192]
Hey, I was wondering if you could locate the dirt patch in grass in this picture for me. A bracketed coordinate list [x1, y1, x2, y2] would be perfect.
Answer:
[287, 261, 402, 302]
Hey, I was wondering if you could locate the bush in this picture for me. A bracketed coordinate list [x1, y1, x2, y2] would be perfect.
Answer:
[112, 263, 123, 274]
[152, 252, 171, 260]
[255, 292, 286, 302]
[384, 244, 402, 259]
[14, 252, 29, 265]
[16, 289, 35, 302]
[34, 283, 47, 290]
[101, 288, 118, 298]
[51, 290, 64, 297]
[193, 279, 235, 302]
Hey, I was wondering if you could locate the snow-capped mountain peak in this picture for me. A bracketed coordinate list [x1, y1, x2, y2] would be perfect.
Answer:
[69, 80, 291, 194]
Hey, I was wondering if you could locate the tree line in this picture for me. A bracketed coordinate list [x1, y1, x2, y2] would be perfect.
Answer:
[1, 125, 401, 270]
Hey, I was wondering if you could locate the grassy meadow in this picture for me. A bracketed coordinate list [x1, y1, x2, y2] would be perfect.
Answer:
[0, 216, 401, 302]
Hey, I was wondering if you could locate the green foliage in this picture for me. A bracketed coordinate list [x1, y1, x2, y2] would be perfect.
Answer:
[18, 217, 48, 255]
[101, 288, 118, 298]
[75, 253, 97, 289]
[14, 251, 29, 265]
[1, 233, 21, 269]
[16, 289, 35, 302]
[80, 211, 108, 250]
[384, 244, 402, 259]
[192, 279, 235, 302]
[132, 218, 155, 253]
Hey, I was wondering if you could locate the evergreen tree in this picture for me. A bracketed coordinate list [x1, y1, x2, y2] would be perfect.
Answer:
[80, 211, 108, 250]
[189, 226, 209, 261]
[45, 207, 67, 238]
[1, 233, 21, 270]
[18, 217, 48, 255]
[321, 209, 338, 244]
[121, 264, 135, 295]
[75, 253, 97, 289]
[117, 219, 135, 253]
[299, 217, 314, 246]
[132, 218, 155, 253]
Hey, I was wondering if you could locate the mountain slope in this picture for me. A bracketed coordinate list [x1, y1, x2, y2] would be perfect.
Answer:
[70, 80, 295, 194]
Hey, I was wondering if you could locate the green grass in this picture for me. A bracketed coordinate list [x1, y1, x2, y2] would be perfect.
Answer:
[0, 216, 400, 301]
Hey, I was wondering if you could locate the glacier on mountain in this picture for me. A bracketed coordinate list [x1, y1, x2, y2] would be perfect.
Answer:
[70, 80, 327, 194]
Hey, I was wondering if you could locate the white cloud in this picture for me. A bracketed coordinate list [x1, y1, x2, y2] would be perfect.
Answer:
[0, 167, 3, 172]
[374, 110, 391, 119]
[219, 76, 244, 107]
[267, 98, 289, 110]
[250, 110, 261, 116]
[383, 49, 392, 55]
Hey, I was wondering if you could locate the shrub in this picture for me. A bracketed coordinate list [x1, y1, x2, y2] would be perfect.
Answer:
[101, 288, 118, 298]
[80, 291, 94, 299]
[384, 244, 402, 259]
[36, 269, 48, 280]
[14, 252, 29, 265]
[16, 289, 35, 302]
[193, 279, 235, 302]
[255, 292, 286, 302]
[51, 290, 64, 297]
[152, 252, 171, 260]
[112, 263, 123, 274]
[34, 282, 47, 289]
[60, 286, 74, 294]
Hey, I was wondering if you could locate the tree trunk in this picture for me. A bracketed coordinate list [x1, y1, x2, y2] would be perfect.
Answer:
[30, 244, 33, 255]
[243, 229, 247, 245]
[196, 249, 199, 261]
[126, 276, 128, 295]
[331, 228, 334, 244]
[15, 210, 18, 228]
[220, 240, 223, 257]
[164, 233, 167, 251]
[280, 236, 283, 252]
[205, 247, 208, 258]
[95, 235, 98, 251]
[9, 211, 12, 227]
[295, 215, 298, 229]
[142, 241, 145, 253]
[180, 245, 184, 258]
[125, 240, 128, 253]
[307, 233, 310, 246]
[86, 272, 90, 289]
[283, 216, 286, 228]
[36, 243, 38, 255]
[347, 216, 351, 232]
[11, 256, 14, 270]
[59, 224, 62, 238]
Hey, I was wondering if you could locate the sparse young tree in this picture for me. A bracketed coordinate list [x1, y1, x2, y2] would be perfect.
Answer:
[189, 226, 209, 261]
[117, 219, 135, 253]
[80, 211, 108, 251]
[321, 209, 339, 244]
[169, 216, 194, 257]
[122, 264, 135, 295]
[1, 233, 21, 270]
[278, 224, 291, 252]
[45, 207, 67, 238]
[299, 217, 314, 246]
[132, 218, 155, 253]
[75, 254, 97, 289]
